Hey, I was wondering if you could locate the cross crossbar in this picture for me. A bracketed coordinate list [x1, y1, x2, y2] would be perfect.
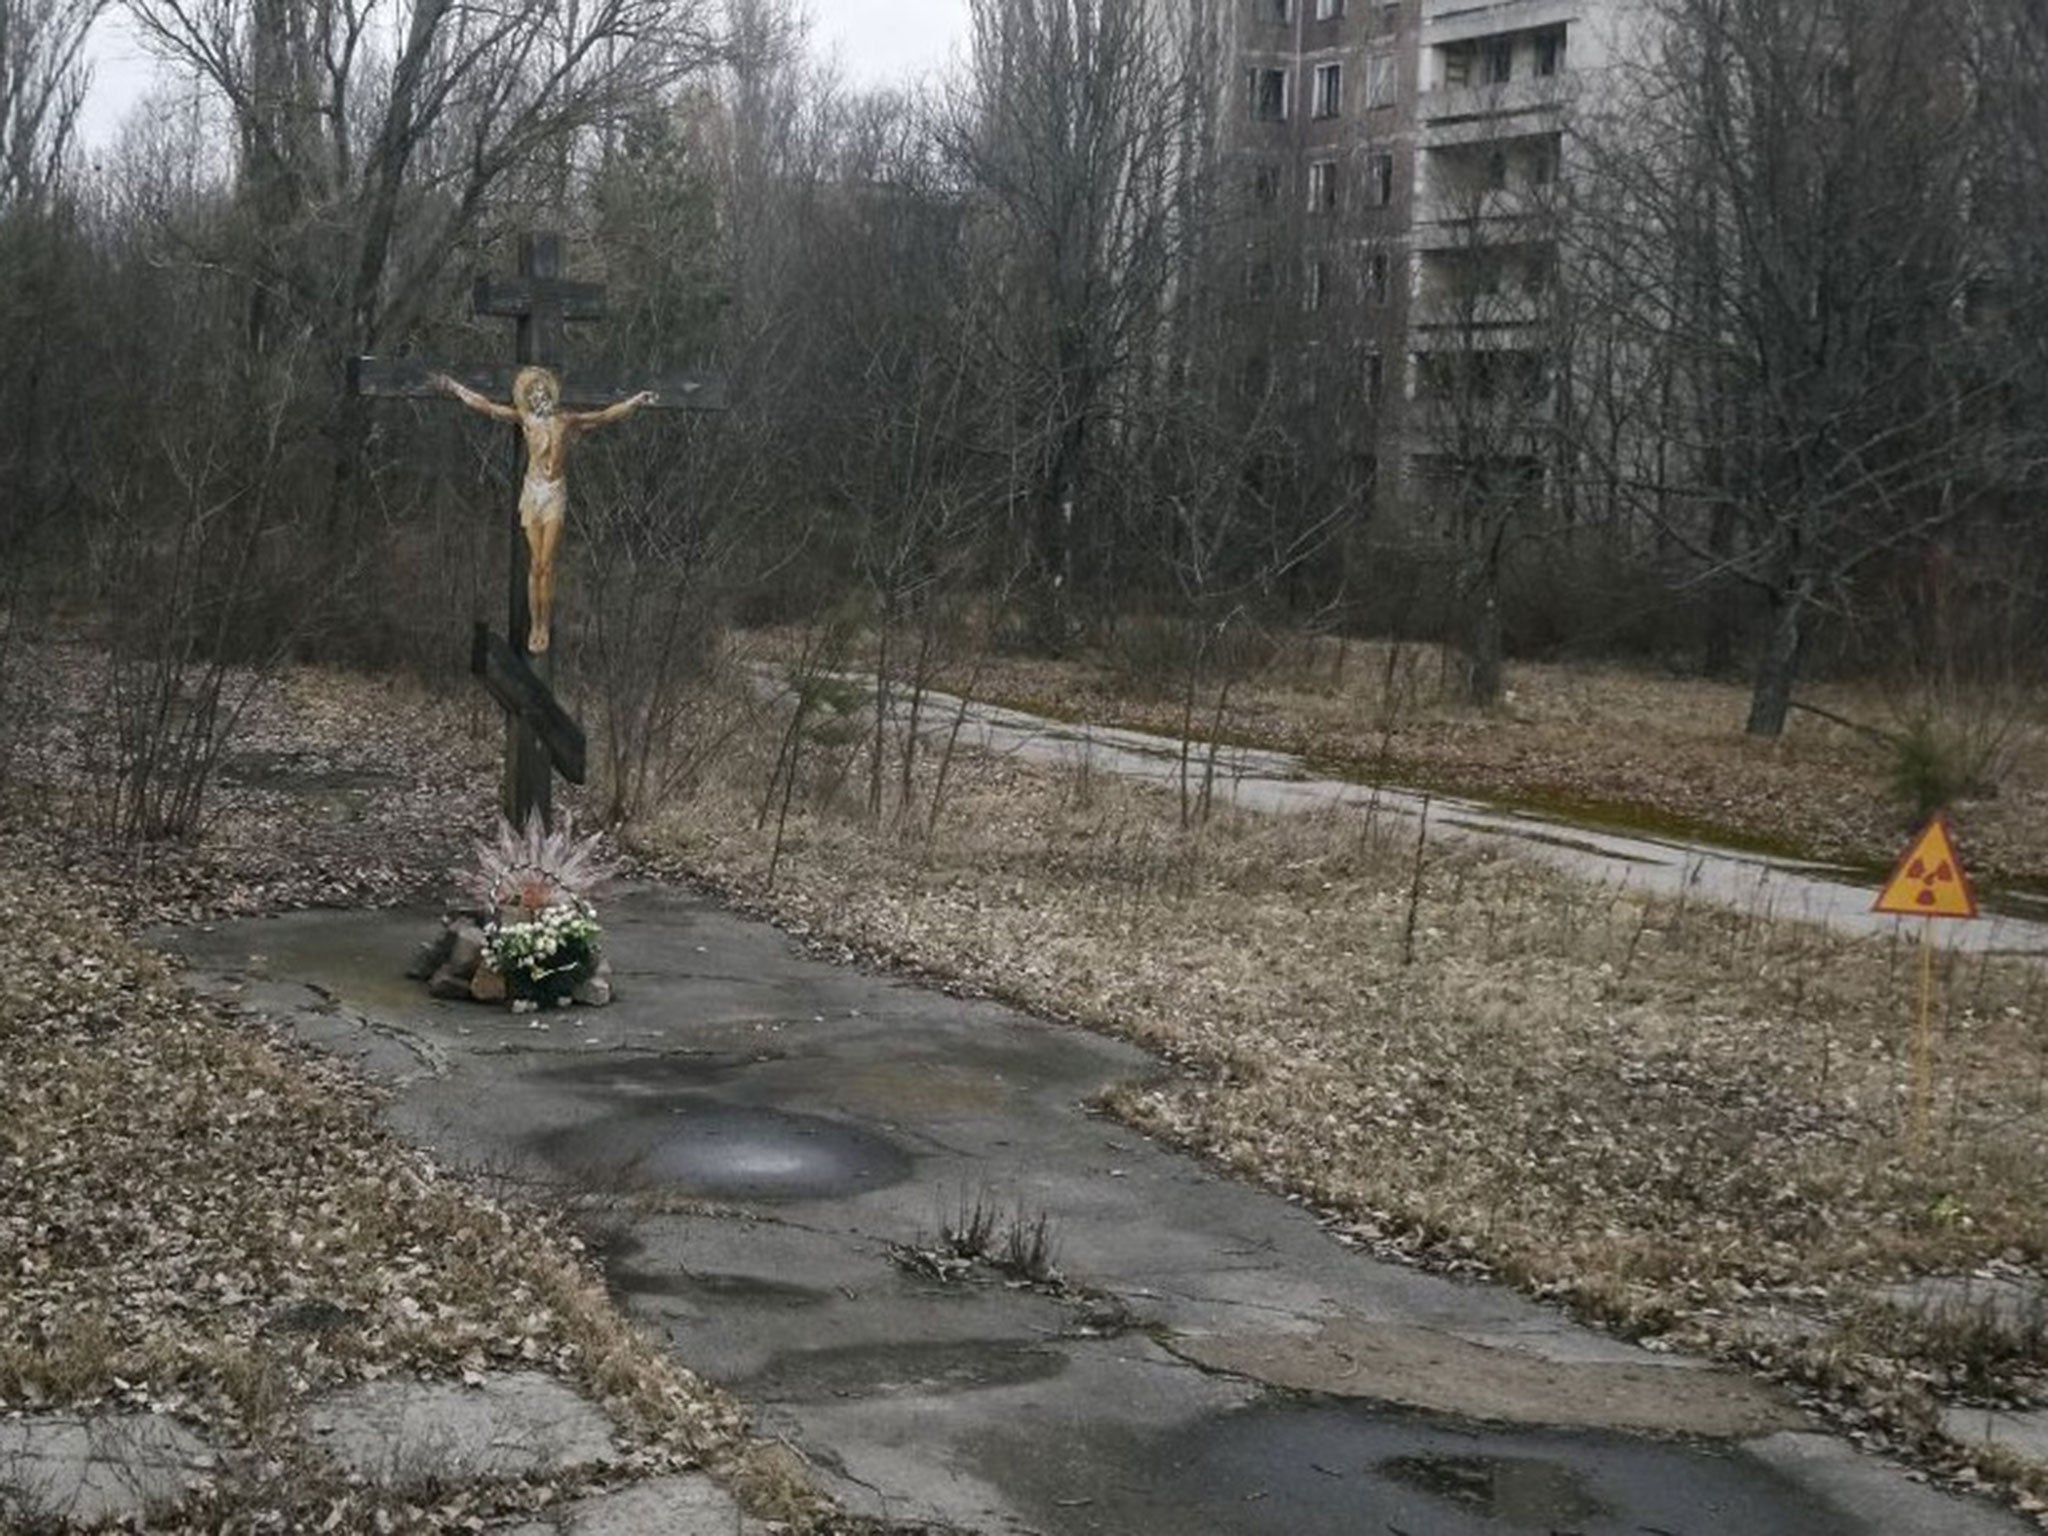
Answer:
[349, 357, 726, 412]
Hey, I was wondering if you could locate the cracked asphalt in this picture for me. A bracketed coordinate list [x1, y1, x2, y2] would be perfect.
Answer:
[170, 884, 2033, 1535]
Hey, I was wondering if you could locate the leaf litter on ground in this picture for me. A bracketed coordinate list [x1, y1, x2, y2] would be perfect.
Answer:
[11, 636, 2048, 1526]
[0, 648, 861, 1534]
[644, 649, 2048, 1524]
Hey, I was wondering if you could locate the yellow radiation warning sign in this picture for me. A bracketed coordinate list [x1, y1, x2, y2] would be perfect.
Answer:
[1874, 814, 1979, 919]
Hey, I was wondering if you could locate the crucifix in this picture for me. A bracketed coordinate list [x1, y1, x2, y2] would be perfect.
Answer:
[351, 231, 725, 829]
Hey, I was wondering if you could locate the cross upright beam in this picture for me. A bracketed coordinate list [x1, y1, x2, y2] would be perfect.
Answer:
[496, 233, 576, 831]
[348, 228, 726, 833]
[497, 232, 577, 371]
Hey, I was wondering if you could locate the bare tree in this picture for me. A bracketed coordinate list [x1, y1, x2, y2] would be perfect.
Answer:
[1572, 0, 2023, 735]
[942, 0, 1204, 651]
[0, 0, 96, 209]
[0, 0, 98, 603]
[1408, 128, 1570, 705]
[123, 0, 727, 361]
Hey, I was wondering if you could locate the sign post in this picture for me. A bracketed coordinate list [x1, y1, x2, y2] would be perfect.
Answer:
[1871, 813, 1979, 1155]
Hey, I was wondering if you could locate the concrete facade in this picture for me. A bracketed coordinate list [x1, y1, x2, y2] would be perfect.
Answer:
[1207, 0, 1637, 512]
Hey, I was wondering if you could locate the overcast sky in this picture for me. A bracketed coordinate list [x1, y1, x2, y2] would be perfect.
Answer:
[78, 0, 972, 150]
[812, 0, 970, 87]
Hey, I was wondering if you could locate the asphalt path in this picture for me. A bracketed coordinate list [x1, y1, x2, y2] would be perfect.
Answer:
[173, 886, 2034, 1535]
[848, 682, 2048, 955]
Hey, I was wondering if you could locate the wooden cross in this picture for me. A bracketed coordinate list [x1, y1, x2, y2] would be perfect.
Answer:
[351, 230, 725, 830]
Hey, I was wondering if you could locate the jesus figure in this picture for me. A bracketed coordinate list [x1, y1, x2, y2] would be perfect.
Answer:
[433, 367, 656, 653]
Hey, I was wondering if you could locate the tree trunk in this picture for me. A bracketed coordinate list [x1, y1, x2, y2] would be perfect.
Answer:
[1702, 500, 1738, 676]
[1465, 513, 1506, 707]
[1466, 576, 1503, 707]
[1745, 575, 1812, 737]
[1029, 417, 1083, 653]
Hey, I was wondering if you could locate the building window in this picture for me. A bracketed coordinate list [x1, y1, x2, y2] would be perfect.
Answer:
[1244, 257, 1276, 300]
[1482, 37, 1514, 85]
[1366, 250, 1391, 304]
[1252, 163, 1281, 205]
[1366, 150, 1394, 206]
[1363, 352, 1384, 405]
[1270, 0, 1293, 20]
[1308, 159, 1338, 211]
[1486, 147, 1508, 189]
[1379, 2, 1399, 30]
[1817, 62, 1855, 117]
[1251, 67, 1289, 120]
[1305, 258, 1331, 311]
[1531, 136, 1558, 186]
[1315, 0, 1344, 18]
[1534, 27, 1566, 76]
[1367, 53, 1397, 107]
[1314, 62, 1343, 117]
[1466, 253, 1504, 297]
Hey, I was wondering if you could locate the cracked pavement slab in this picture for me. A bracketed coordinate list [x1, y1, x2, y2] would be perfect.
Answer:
[0, 1412, 218, 1527]
[166, 886, 2035, 1536]
[1162, 1319, 1802, 1437]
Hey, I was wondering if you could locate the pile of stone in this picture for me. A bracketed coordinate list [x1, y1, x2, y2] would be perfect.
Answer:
[408, 915, 613, 1007]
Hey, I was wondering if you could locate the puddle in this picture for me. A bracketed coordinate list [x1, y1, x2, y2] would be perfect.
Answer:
[540, 1050, 777, 1094]
[743, 1338, 1068, 1401]
[534, 1096, 911, 1201]
[1377, 1450, 1602, 1522]
[581, 1233, 831, 1305]
[680, 1270, 833, 1305]
[609, 1264, 834, 1307]
[1109, 1399, 1858, 1536]
[830, 1060, 1012, 1116]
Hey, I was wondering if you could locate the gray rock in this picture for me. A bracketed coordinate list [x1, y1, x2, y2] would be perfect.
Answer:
[447, 919, 488, 976]
[471, 965, 508, 1003]
[425, 920, 488, 998]
[570, 954, 613, 1007]
[0, 1412, 216, 1526]
[407, 928, 455, 981]
[1940, 1405, 2048, 1465]
[305, 1372, 618, 1488]
[494, 1474, 768, 1534]
[1880, 1274, 2048, 1338]
[428, 962, 474, 1000]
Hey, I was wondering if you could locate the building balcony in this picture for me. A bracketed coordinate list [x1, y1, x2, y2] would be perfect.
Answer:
[1418, 74, 1571, 139]
[1403, 398, 1556, 456]
[1410, 202, 1560, 250]
[1409, 293, 1550, 339]
[1421, 0, 1579, 47]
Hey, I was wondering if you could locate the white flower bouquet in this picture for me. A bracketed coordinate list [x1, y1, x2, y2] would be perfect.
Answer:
[482, 897, 603, 1002]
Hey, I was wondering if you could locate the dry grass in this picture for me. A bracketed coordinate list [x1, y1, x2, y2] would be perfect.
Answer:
[0, 644, 864, 1533]
[12, 629, 2048, 1522]
[0, 862, 799, 1530]
[928, 633, 2048, 885]
[642, 698, 2048, 1514]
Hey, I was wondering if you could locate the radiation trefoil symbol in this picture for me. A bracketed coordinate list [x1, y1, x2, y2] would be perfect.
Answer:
[1873, 814, 1979, 920]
